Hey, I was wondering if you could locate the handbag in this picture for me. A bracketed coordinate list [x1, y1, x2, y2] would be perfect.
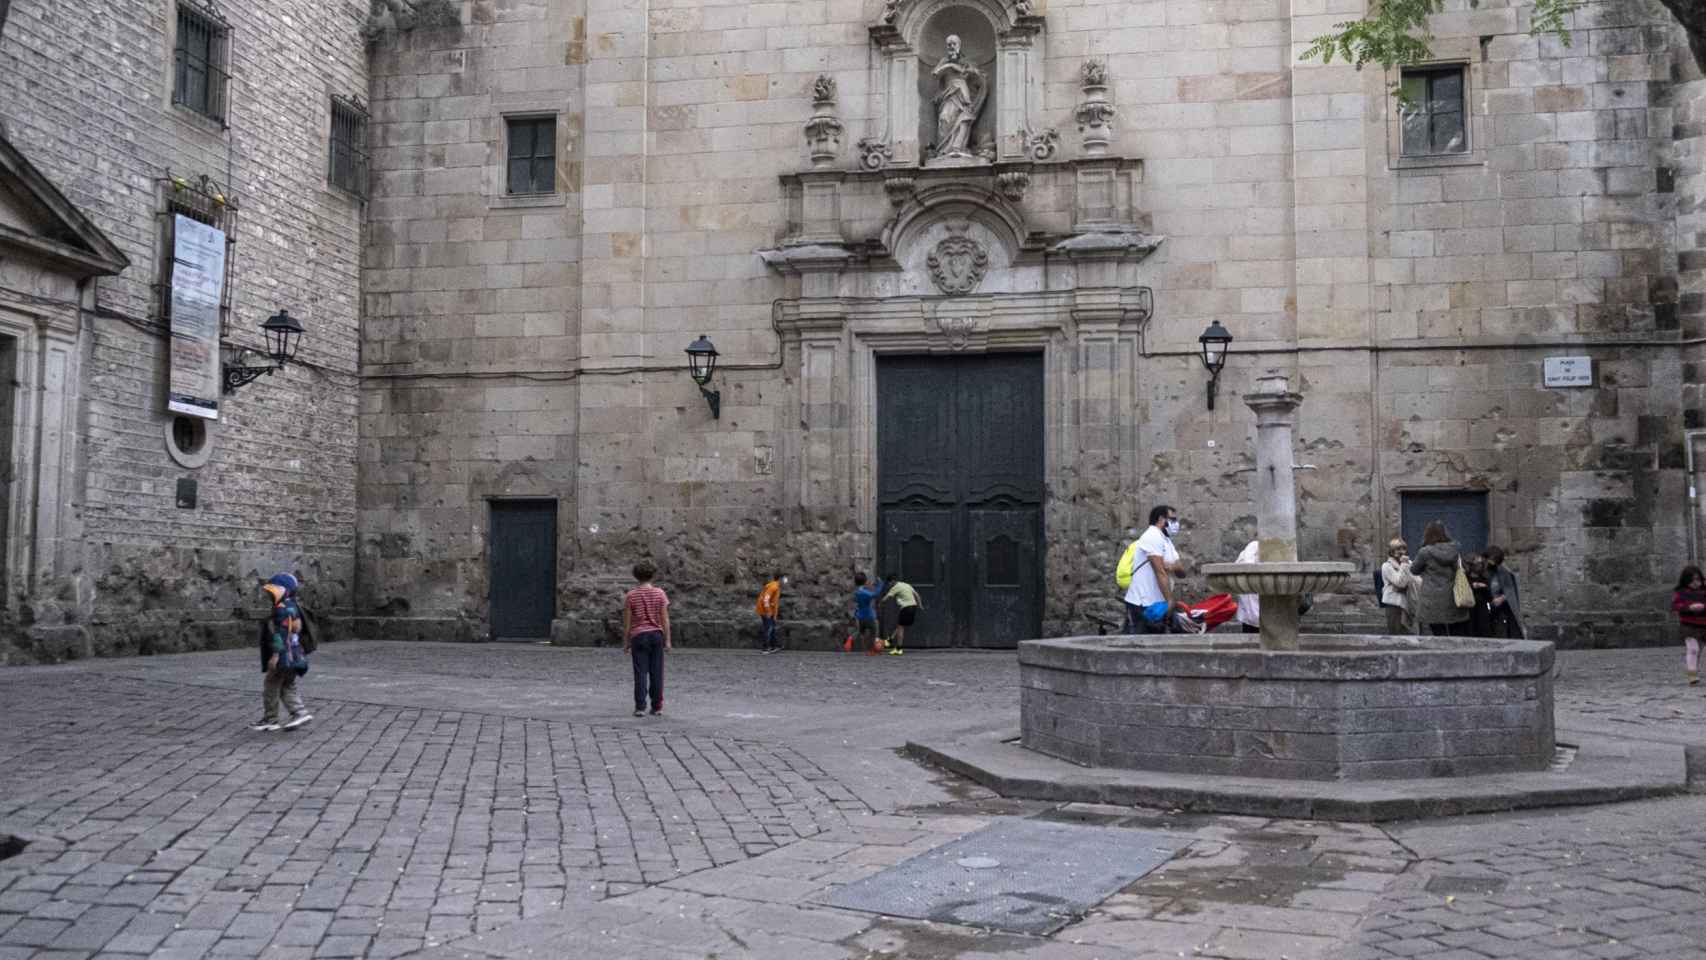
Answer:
[1452, 559, 1475, 609]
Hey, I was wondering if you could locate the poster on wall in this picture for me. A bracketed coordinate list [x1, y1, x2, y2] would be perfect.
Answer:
[167, 214, 225, 420]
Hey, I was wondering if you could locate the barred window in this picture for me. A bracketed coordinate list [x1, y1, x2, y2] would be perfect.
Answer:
[172, 3, 230, 125]
[328, 96, 369, 198]
[152, 176, 237, 335]
[1399, 67, 1467, 157]
[505, 116, 557, 195]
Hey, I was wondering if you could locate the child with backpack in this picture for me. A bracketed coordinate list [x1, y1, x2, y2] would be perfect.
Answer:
[253, 573, 312, 731]
[1673, 565, 1706, 686]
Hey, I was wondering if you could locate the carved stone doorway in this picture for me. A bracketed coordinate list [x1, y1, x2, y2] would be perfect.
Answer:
[876, 352, 1044, 648]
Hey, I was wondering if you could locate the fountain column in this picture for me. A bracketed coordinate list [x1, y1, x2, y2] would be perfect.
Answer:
[1247, 371, 1304, 651]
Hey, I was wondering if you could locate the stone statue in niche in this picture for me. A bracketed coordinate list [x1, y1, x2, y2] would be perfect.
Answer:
[929, 34, 988, 161]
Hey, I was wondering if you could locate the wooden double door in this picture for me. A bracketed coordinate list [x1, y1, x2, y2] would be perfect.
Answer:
[876, 353, 1045, 648]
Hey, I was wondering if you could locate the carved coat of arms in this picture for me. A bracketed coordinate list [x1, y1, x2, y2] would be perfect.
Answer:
[926, 225, 989, 295]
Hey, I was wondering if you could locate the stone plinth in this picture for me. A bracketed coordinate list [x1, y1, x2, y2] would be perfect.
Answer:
[1020, 635, 1556, 781]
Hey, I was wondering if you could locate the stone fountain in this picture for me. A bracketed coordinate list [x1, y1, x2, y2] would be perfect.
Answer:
[1016, 370, 1558, 781]
[1199, 371, 1354, 649]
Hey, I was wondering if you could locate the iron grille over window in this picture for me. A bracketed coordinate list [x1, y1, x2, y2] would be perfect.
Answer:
[328, 95, 369, 198]
[151, 174, 237, 335]
[1399, 67, 1467, 157]
[505, 116, 556, 195]
[173, 3, 230, 124]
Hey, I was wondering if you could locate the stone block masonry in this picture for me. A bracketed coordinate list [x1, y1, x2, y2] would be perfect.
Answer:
[346, 0, 1706, 650]
[1020, 636, 1557, 780]
[0, 0, 366, 661]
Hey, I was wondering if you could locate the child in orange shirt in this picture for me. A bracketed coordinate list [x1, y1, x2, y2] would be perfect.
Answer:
[755, 572, 782, 654]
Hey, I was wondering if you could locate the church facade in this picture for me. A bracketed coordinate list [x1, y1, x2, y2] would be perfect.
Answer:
[2, 0, 1705, 659]
[356, 0, 1706, 648]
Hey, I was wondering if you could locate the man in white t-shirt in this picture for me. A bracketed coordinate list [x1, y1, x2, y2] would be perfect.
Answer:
[1121, 504, 1181, 633]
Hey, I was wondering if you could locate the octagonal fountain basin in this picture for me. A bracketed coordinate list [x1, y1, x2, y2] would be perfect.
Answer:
[1200, 560, 1355, 596]
[1019, 634, 1556, 782]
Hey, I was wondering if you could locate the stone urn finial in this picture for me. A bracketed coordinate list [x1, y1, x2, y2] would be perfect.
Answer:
[804, 74, 844, 170]
[1074, 60, 1115, 157]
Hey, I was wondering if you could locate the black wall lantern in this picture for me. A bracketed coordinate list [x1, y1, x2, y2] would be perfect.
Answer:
[1198, 319, 1233, 410]
[685, 334, 721, 419]
[223, 309, 304, 394]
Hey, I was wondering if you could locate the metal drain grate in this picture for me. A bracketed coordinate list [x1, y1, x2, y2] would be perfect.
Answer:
[819, 819, 1181, 936]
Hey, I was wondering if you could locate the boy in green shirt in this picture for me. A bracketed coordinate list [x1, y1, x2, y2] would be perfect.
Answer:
[880, 572, 921, 656]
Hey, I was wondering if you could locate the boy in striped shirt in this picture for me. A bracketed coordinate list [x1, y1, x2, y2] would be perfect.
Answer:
[622, 561, 671, 716]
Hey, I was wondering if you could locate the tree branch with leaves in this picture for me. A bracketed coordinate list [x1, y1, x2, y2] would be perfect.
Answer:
[1302, 0, 1704, 77]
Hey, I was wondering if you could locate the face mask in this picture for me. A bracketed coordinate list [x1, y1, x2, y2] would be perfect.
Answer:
[1165, 520, 1180, 537]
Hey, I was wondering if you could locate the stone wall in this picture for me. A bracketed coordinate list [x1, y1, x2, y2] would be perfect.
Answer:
[357, 0, 586, 641]
[0, 0, 366, 662]
[353, 0, 1704, 648]
[1673, 55, 1706, 610]
[1133, 1, 1702, 647]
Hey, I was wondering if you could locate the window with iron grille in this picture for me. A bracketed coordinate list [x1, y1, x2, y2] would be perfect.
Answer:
[152, 177, 237, 335]
[1399, 67, 1467, 157]
[505, 116, 557, 195]
[328, 96, 369, 198]
[173, 2, 230, 124]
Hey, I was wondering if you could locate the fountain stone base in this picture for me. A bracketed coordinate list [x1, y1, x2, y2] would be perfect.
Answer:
[1020, 635, 1555, 781]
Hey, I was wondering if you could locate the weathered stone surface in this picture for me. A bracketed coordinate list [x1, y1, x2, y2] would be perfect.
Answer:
[0, 0, 365, 663]
[1019, 635, 1557, 780]
[3, 0, 1705, 662]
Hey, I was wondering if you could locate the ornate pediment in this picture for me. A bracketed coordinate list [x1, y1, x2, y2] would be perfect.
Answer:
[759, 1, 1164, 286]
[0, 133, 129, 278]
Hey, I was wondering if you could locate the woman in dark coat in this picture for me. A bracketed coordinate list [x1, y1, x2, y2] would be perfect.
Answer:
[1463, 553, 1495, 637]
[1408, 521, 1470, 636]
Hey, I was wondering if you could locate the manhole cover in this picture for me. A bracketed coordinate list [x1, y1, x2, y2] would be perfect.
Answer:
[0, 836, 26, 862]
[1424, 875, 1508, 895]
[819, 819, 1181, 936]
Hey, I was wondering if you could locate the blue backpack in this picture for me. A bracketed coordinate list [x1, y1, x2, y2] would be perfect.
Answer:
[282, 633, 309, 675]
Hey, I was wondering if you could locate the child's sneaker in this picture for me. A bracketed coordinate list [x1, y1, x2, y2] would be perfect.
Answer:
[283, 714, 313, 729]
[1689, 671, 1699, 686]
[633, 709, 645, 717]
[251, 720, 281, 732]
[887, 647, 902, 656]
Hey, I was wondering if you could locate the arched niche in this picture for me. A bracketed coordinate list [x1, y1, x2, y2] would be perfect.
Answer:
[884, 182, 1026, 264]
[871, 0, 1044, 167]
[915, 8, 998, 162]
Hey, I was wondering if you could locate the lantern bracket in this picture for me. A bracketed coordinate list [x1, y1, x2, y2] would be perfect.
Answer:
[221, 344, 280, 394]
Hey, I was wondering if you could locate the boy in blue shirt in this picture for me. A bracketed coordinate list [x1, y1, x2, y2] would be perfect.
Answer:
[851, 571, 885, 655]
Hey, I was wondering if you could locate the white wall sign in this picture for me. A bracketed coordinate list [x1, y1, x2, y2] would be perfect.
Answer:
[167, 214, 225, 420]
[1543, 356, 1593, 389]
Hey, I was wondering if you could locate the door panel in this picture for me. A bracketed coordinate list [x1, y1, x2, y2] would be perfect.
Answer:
[959, 353, 1045, 506]
[1400, 491, 1489, 556]
[880, 509, 955, 648]
[968, 508, 1042, 648]
[876, 357, 958, 505]
[876, 354, 1044, 647]
[490, 500, 557, 639]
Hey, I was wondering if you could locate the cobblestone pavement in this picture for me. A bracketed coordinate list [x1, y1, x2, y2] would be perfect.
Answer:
[0, 669, 864, 959]
[1342, 797, 1706, 960]
[0, 642, 1702, 960]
